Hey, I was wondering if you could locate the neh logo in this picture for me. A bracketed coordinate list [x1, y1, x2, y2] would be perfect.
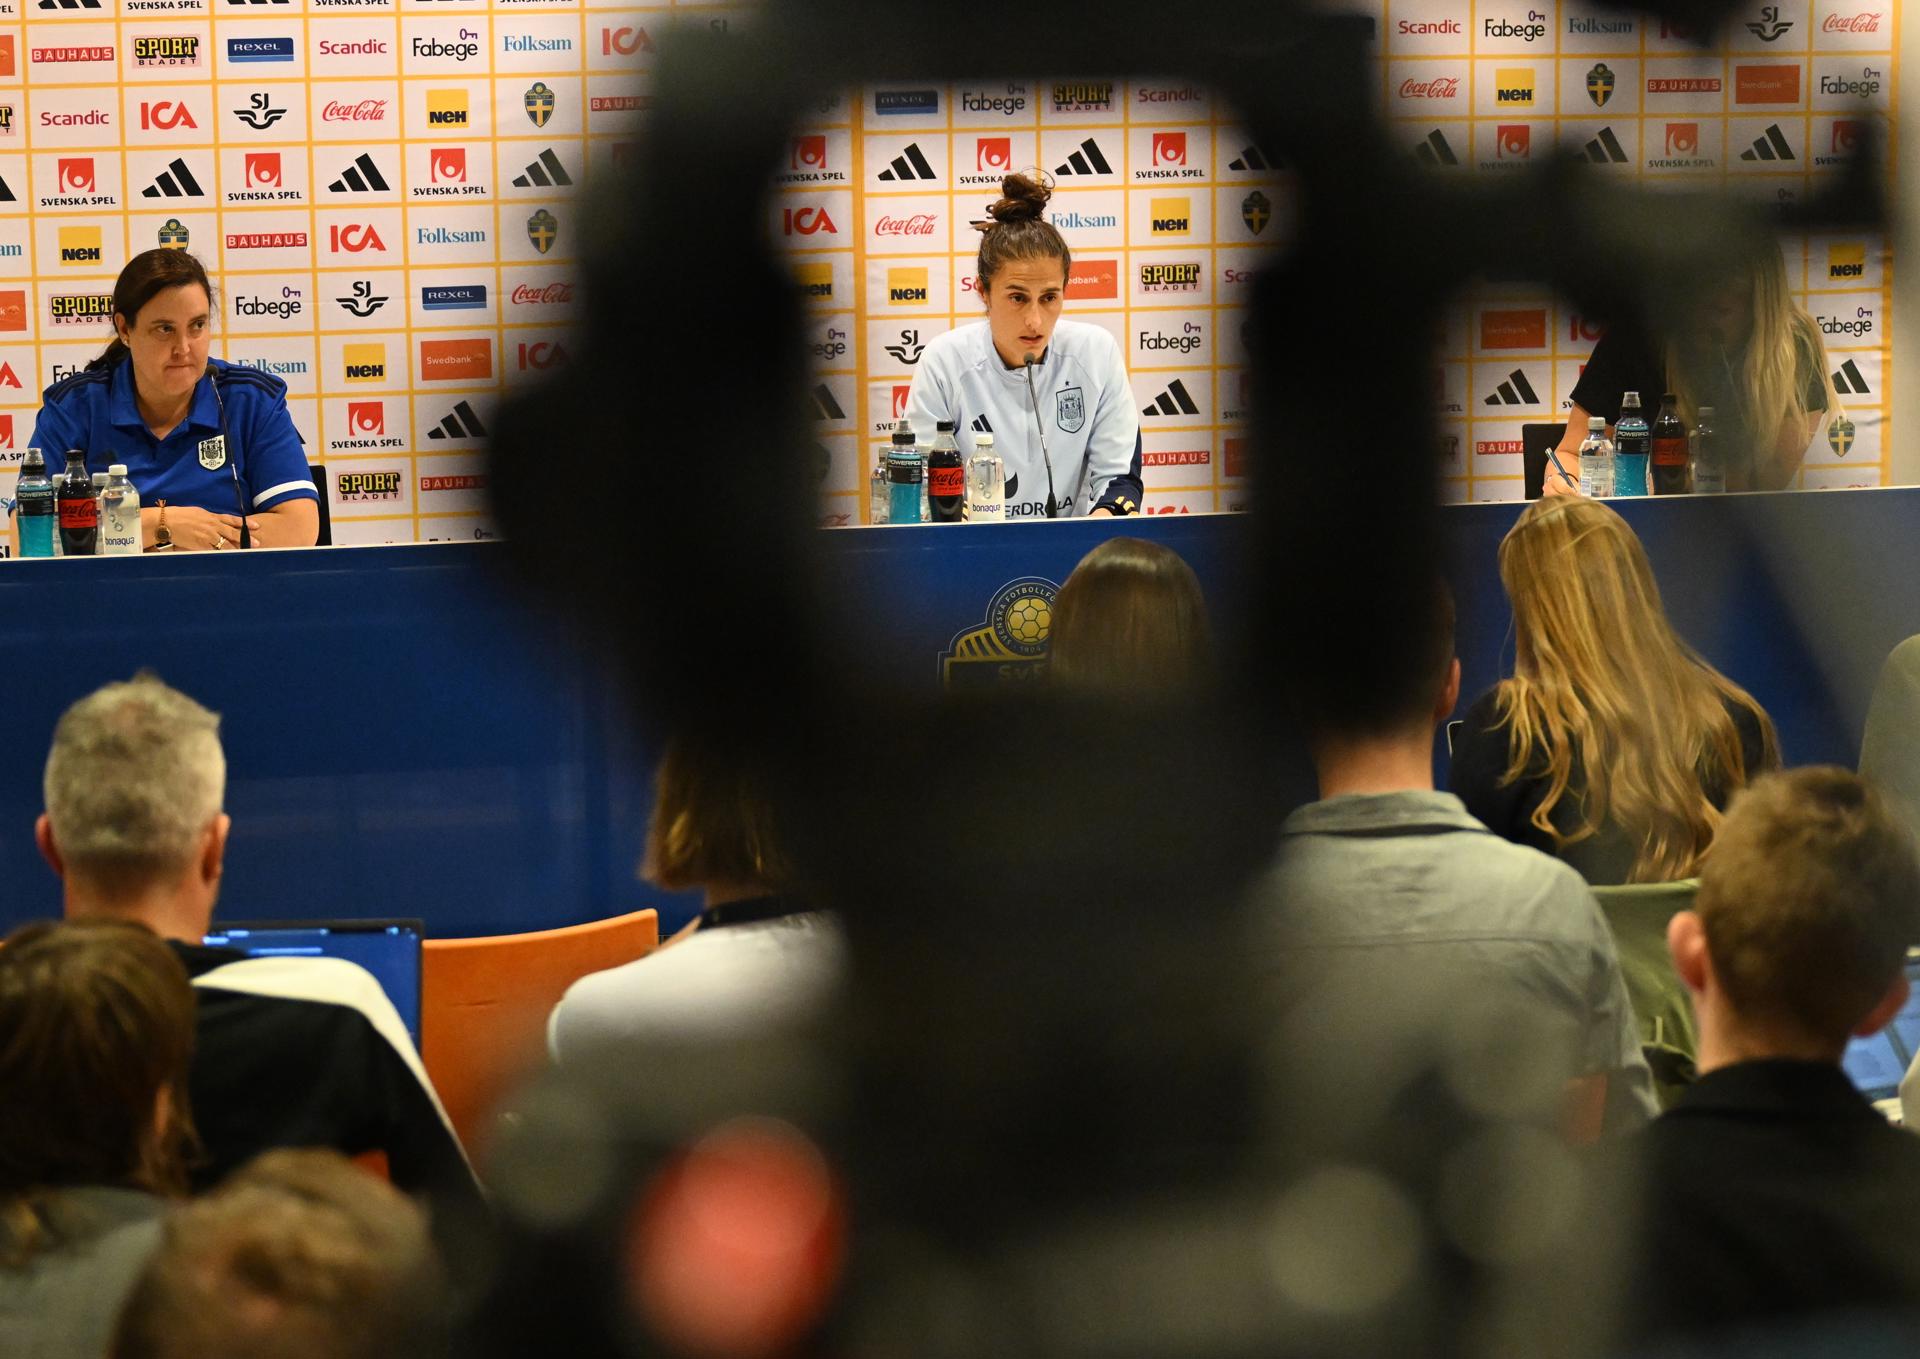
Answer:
[337, 280, 389, 317]
[336, 471, 403, 502]
[427, 400, 488, 440]
[883, 328, 925, 364]
[1149, 196, 1191, 235]
[887, 267, 929, 304]
[1579, 126, 1630, 163]
[1055, 137, 1115, 176]
[235, 93, 287, 130]
[1740, 124, 1795, 162]
[1832, 359, 1871, 396]
[246, 152, 282, 187]
[1747, 4, 1793, 41]
[792, 263, 832, 299]
[1828, 243, 1866, 280]
[329, 222, 386, 253]
[524, 81, 554, 127]
[876, 142, 937, 182]
[1143, 379, 1201, 417]
[431, 147, 467, 182]
[328, 154, 390, 194]
[343, 343, 386, 382]
[139, 101, 198, 131]
[58, 158, 96, 194]
[1241, 190, 1271, 234]
[977, 137, 1011, 172]
[782, 205, 836, 236]
[1587, 62, 1615, 107]
[59, 226, 104, 266]
[1228, 143, 1278, 171]
[1494, 67, 1535, 105]
[511, 149, 572, 188]
[792, 135, 826, 170]
[348, 401, 385, 436]
[1483, 368, 1541, 405]
[141, 158, 205, 199]
[527, 208, 558, 254]
[1152, 132, 1187, 166]
[1412, 129, 1459, 166]
[158, 218, 189, 247]
[426, 89, 470, 129]
[0, 290, 24, 331]
[1828, 418, 1855, 457]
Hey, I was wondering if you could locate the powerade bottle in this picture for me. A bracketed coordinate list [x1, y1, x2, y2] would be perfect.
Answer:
[927, 420, 965, 523]
[15, 447, 55, 558]
[1612, 391, 1649, 496]
[100, 464, 141, 555]
[57, 453, 97, 555]
[1577, 417, 1614, 498]
[1690, 407, 1725, 494]
[887, 431, 923, 525]
[1651, 393, 1689, 494]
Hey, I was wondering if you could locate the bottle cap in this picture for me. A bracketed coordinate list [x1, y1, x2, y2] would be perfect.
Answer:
[108, 464, 128, 476]
[1699, 406, 1716, 417]
[1588, 417, 1606, 430]
[974, 431, 993, 448]
[1622, 391, 1640, 403]
[936, 420, 955, 433]
[891, 419, 914, 445]
[1662, 392, 1677, 402]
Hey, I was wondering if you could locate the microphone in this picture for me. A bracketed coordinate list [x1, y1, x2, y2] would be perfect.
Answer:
[1023, 354, 1059, 519]
[206, 364, 249, 548]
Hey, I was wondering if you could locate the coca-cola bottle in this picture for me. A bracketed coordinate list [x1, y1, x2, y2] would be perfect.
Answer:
[57, 452, 98, 555]
[1651, 392, 1689, 494]
[926, 420, 965, 523]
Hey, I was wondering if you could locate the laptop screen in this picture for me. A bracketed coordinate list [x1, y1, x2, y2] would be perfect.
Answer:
[1840, 951, 1920, 1103]
[203, 920, 424, 1047]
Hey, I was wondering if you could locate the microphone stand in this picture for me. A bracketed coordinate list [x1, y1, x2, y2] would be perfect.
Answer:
[1023, 354, 1058, 518]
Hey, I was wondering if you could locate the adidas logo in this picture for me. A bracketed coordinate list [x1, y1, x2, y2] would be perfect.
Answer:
[1484, 369, 1541, 406]
[37, 0, 103, 9]
[511, 148, 572, 189]
[1740, 124, 1795, 162]
[1055, 138, 1114, 176]
[328, 153, 390, 194]
[1143, 379, 1200, 418]
[1412, 130, 1458, 167]
[970, 414, 993, 434]
[1580, 127, 1628, 164]
[1832, 359, 1871, 396]
[809, 383, 846, 420]
[141, 158, 205, 199]
[876, 143, 937, 182]
[0, 175, 14, 204]
[1228, 144, 1276, 172]
[427, 400, 487, 441]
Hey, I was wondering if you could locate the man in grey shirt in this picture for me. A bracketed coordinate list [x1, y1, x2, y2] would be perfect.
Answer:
[1250, 586, 1655, 1135]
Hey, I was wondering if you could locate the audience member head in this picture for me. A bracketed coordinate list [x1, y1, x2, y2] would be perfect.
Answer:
[645, 734, 794, 903]
[110, 1149, 447, 1359]
[1047, 537, 1212, 696]
[1671, 767, 1920, 1063]
[0, 919, 197, 1263]
[37, 674, 229, 938]
[1496, 496, 1778, 881]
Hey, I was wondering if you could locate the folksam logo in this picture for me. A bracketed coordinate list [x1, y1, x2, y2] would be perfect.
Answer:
[227, 36, 295, 62]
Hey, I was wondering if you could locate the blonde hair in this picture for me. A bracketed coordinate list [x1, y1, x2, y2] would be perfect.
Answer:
[642, 738, 792, 894]
[1047, 538, 1211, 696]
[1494, 498, 1778, 881]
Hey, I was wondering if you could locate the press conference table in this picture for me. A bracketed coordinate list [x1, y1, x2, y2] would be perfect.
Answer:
[0, 488, 1912, 939]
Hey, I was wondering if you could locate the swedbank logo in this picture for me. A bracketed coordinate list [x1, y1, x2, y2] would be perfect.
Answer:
[940, 576, 1060, 687]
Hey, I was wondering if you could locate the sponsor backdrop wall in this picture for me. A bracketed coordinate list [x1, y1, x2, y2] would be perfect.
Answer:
[793, 0, 1896, 521]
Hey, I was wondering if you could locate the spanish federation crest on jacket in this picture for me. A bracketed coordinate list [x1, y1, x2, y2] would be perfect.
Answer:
[905, 319, 1143, 518]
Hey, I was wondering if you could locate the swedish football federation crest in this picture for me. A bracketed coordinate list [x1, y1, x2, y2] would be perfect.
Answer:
[524, 81, 554, 128]
[197, 434, 226, 470]
[158, 218, 189, 248]
[1056, 385, 1085, 434]
[1242, 189, 1272, 235]
[527, 209, 558, 255]
[939, 576, 1061, 687]
[1829, 417, 1856, 457]
[1587, 63, 1615, 108]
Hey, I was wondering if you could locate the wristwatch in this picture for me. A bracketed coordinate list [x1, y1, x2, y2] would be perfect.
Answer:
[148, 500, 173, 552]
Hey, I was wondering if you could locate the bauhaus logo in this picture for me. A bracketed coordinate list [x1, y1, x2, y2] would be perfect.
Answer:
[425, 89, 469, 128]
[58, 226, 103, 266]
[141, 157, 205, 199]
[343, 343, 386, 381]
[876, 142, 937, 183]
[886, 267, 928, 304]
[1149, 197, 1190, 235]
[427, 399, 487, 440]
[1055, 137, 1114, 176]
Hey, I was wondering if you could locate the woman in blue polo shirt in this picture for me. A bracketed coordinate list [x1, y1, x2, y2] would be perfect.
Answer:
[28, 249, 319, 551]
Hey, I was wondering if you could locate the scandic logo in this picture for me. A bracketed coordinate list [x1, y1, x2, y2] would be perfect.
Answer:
[1648, 77, 1720, 94]
[1480, 309, 1546, 349]
[1066, 258, 1118, 300]
[419, 338, 491, 380]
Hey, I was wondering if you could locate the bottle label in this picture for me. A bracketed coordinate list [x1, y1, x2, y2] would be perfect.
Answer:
[1652, 437, 1688, 467]
[58, 499, 98, 529]
[929, 465, 965, 497]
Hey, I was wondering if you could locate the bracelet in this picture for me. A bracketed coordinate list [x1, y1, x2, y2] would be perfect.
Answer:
[147, 500, 174, 553]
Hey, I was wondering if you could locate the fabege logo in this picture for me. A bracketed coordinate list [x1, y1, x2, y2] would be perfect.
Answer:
[343, 343, 386, 382]
[1497, 125, 1531, 159]
[246, 152, 282, 187]
[886, 267, 928, 304]
[329, 223, 386, 253]
[58, 226, 103, 266]
[782, 205, 836, 236]
[348, 401, 384, 435]
[1149, 196, 1190, 234]
[791, 135, 825, 170]
[140, 101, 198, 131]
[58, 158, 96, 194]
[431, 147, 466, 182]
[976, 137, 1010, 172]
[1151, 132, 1187, 166]
[1665, 122, 1699, 156]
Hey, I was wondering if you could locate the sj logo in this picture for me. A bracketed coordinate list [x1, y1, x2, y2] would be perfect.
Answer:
[1056, 386, 1085, 434]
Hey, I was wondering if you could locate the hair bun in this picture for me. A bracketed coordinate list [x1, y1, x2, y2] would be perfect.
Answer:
[987, 171, 1052, 225]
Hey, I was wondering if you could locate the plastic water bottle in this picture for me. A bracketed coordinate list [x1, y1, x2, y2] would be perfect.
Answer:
[1690, 407, 1725, 494]
[887, 432, 923, 525]
[966, 433, 1005, 523]
[1611, 392, 1649, 496]
[1578, 417, 1614, 498]
[15, 447, 55, 558]
[100, 464, 140, 555]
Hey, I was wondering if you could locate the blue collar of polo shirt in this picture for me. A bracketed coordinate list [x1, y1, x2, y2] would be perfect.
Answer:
[107, 357, 222, 434]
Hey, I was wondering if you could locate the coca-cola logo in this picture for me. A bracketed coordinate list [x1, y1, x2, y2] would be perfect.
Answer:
[1398, 76, 1460, 99]
[510, 282, 573, 305]
[1823, 11, 1881, 30]
[873, 214, 936, 236]
[322, 99, 387, 123]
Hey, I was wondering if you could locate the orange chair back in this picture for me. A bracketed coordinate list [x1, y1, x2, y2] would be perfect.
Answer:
[421, 908, 659, 1159]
